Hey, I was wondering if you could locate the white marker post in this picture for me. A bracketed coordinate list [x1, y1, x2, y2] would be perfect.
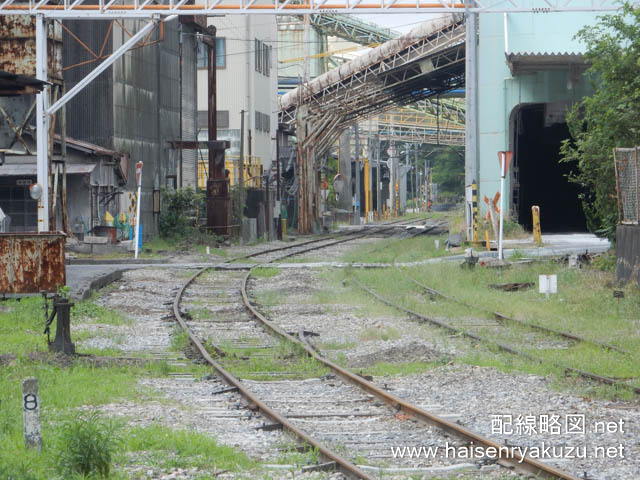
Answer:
[22, 378, 42, 450]
[134, 161, 143, 259]
[497, 151, 513, 261]
[539, 274, 558, 299]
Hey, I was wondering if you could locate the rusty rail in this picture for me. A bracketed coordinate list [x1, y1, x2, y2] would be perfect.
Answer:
[172, 266, 373, 479]
[169, 218, 425, 479]
[240, 271, 582, 479]
[395, 266, 634, 357]
[352, 278, 640, 396]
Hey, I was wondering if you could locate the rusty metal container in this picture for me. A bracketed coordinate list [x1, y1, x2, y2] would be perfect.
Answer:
[0, 16, 63, 82]
[0, 233, 66, 294]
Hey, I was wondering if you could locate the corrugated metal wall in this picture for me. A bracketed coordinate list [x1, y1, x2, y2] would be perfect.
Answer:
[63, 19, 114, 148]
[62, 18, 195, 237]
[181, 26, 198, 188]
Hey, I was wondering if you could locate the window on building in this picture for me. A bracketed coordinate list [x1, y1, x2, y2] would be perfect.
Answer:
[197, 110, 229, 131]
[254, 39, 271, 77]
[255, 39, 262, 74]
[196, 37, 226, 69]
[263, 43, 271, 77]
[254, 111, 271, 134]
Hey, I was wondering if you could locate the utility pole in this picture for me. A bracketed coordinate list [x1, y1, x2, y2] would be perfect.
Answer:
[405, 146, 410, 212]
[465, 0, 479, 239]
[353, 124, 360, 225]
[376, 133, 381, 217]
[275, 129, 282, 240]
[414, 145, 419, 211]
[36, 14, 49, 232]
[239, 109, 245, 212]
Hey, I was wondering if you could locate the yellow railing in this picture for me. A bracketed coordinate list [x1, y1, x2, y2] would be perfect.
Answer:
[198, 155, 262, 189]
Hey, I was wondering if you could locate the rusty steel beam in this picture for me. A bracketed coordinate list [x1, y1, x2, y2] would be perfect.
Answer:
[201, 25, 230, 236]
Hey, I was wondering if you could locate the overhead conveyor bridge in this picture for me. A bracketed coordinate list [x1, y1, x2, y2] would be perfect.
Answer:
[278, 14, 465, 155]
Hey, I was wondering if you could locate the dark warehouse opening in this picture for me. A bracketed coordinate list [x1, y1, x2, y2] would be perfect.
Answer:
[511, 103, 587, 232]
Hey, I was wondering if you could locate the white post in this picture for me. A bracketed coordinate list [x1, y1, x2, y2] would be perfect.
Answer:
[498, 153, 506, 260]
[36, 14, 49, 232]
[134, 161, 143, 259]
[22, 378, 42, 450]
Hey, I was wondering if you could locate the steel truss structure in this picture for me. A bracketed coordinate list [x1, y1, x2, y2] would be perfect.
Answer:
[279, 15, 465, 157]
[374, 109, 464, 145]
[309, 13, 398, 44]
[411, 97, 465, 126]
[0, 0, 623, 17]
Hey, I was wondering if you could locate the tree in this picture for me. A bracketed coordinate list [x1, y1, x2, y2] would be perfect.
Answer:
[561, 2, 640, 240]
[429, 146, 464, 200]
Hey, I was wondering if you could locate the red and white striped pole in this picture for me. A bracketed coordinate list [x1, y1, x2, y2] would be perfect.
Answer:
[497, 151, 512, 261]
[134, 161, 143, 259]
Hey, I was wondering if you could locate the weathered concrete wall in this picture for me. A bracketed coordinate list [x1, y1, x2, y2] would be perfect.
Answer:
[477, 10, 603, 219]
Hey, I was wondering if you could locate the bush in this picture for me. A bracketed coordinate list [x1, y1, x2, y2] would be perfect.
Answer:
[54, 412, 120, 478]
[158, 187, 205, 239]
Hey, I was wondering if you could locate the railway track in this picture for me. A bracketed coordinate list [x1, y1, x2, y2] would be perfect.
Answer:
[395, 265, 633, 356]
[171, 218, 583, 480]
[351, 269, 640, 396]
[232, 216, 429, 265]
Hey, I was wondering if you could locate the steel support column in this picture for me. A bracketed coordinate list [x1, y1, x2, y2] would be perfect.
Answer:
[465, 3, 479, 240]
[353, 124, 360, 225]
[36, 14, 49, 232]
[203, 25, 230, 236]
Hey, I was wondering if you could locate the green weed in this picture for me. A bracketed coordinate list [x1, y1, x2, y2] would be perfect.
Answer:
[54, 411, 120, 478]
[251, 267, 281, 278]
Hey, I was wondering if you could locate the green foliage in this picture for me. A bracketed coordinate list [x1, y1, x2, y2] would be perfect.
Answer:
[54, 411, 120, 478]
[122, 425, 257, 471]
[560, 2, 640, 240]
[429, 147, 464, 199]
[251, 267, 281, 278]
[592, 250, 617, 272]
[158, 187, 205, 239]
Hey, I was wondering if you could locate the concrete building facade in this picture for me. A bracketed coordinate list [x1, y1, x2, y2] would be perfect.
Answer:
[196, 15, 278, 180]
[476, 10, 607, 232]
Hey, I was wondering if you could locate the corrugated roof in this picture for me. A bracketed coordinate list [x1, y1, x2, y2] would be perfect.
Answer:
[0, 162, 97, 176]
[0, 70, 48, 96]
[506, 52, 586, 76]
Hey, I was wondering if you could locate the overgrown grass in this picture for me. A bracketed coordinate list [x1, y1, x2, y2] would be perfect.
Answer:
[343, 261, 640, 398]
[0, 357, 168, 478]
[341, 234, 450, 264]
[73, 300, 131, 326]
[358, 325, 402, 342]
[122, 425, 257, 472]
[0, 297, 48, 354]
[170, 327, 191, 354]
[312, 269, 399, 318]
[318, 340, 357, 350]
[251, 267, 281, 278]
[274, 444, 320, 466]
[218, 340, 329, 381]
